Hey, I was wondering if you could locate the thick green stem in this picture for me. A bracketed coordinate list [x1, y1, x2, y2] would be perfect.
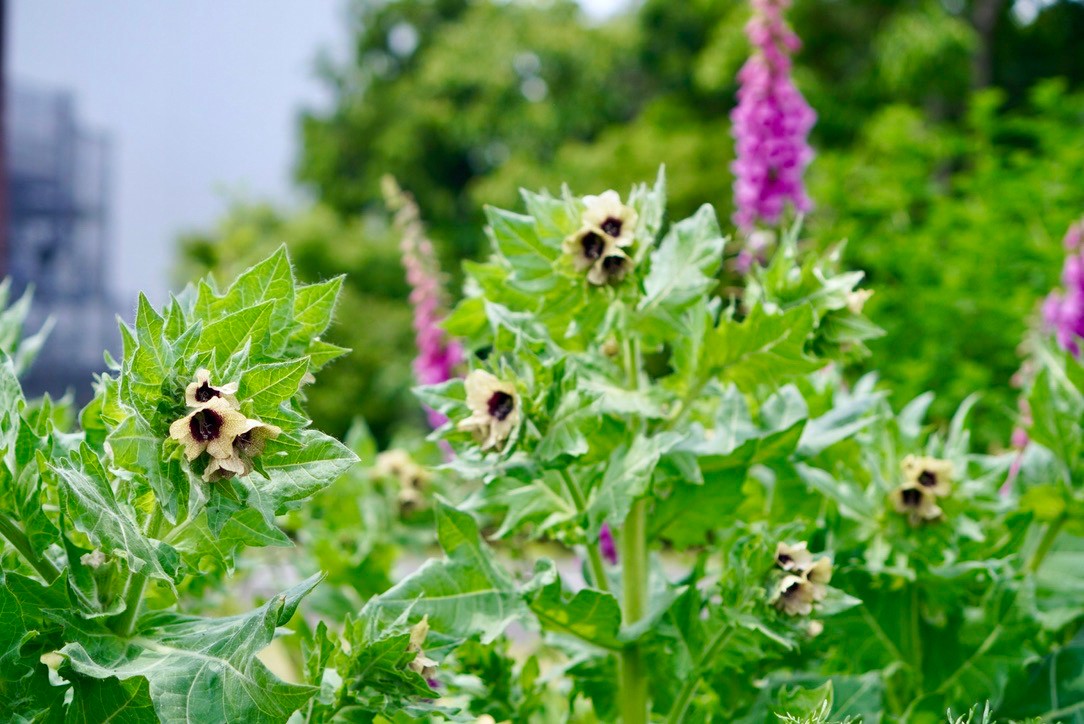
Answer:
[111, 506, 165, 637]
[559, 469, 611, 593]
[620, 498, 649, 724]
[0, 513, 61, 583]
[666, 626, 733, 724]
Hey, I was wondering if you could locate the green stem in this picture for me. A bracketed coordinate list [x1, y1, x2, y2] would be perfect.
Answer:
[909, 583, 922, 690]
[111, 506, 165, 637]
[559, 469, 611, 593]
[620, 498, 649, 724]
[1028, 515, 1065, 573]
[0, 513, 61, 583]
[666, 626, 733, 724]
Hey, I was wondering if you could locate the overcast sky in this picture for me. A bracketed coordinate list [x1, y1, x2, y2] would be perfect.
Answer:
[9, 0, 624, 305]
[10, 1, 349, 304]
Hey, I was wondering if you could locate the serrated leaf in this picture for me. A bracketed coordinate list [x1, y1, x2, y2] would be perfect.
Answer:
[639, 204, 726, 324]
[237, 358, 310, 417]
[705, 305, 819, 390]
[66, 675, 156, 724]
[197, 302, 275, 361]
[292, 276, 343, 340]
[107, 415, 187, 524]
[523, 560, 622, 649]
[484, 206, 560, 290]
[465, 472, 575, 539]
[62, 575, 322, 724]
[306, 339, 349, 370]
[51, 443, 178, 586]
[238, 430, 358, 527]
[364, 501, 525, 644]
[586, 431, 681, 532]
[170, 507, 291, 575]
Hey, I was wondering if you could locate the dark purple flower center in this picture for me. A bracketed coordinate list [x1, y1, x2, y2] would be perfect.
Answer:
[783, 580, 802, 598]
[194, 382, 219, 403]
[918, 470, 937, 488]
[602, 255, 626, 275]
[189, 409, 223, 442]
[601, 216, 623, 237]
[487, 391, 514, 421]
[581, 232, 605, 261]
[777, 553, 792, 567]
[901, 487, 923, 507]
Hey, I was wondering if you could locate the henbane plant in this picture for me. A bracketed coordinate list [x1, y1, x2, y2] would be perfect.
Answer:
[0, 250, 365, 721]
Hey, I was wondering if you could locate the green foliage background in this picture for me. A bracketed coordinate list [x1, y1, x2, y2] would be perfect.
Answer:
[179, 0, 1084, 448]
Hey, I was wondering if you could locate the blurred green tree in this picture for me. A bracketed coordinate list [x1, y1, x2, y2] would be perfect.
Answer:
[177, 0, 1084, 446]
[177, 204, 420, 443]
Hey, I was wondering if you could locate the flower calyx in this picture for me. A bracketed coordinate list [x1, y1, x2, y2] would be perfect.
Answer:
[406, 615, 439, 680]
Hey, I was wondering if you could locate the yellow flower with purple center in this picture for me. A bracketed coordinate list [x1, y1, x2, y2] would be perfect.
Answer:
[775, 540, 813, 572]
[201, 419, 282, 482]
[770, 540, 833, 617]
[168, 396, 252, 462]
[891, 482, 943, 526]
[901, 454, 952, 498]
[184, 368, 239, 409]
[458, 370, 520, 451]
[772, 573, 816, 616]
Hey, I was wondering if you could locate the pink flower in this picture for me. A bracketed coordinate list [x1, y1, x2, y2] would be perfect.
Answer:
[1043, 216, 1084, 359]
[599, 523, 618, 565]
[730, 0, 815, 233]
[384, 177, 464, 429]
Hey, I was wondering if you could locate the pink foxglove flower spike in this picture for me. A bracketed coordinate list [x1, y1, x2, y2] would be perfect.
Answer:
[1043, 216, 1084, 357]
[731, 0, 815, 235]
[383, 176, 465, 429]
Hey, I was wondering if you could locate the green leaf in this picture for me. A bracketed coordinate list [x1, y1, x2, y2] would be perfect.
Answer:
[464, 472, 576, 539]
[535, 365, 599, 462]
[638, 204, 726, 326]
[107, 415, 188, 524]
[210, 246, 296, 353]
[197, 302, 275, 361]
[66, 675, 157, 724]
[237, 358, 311, 417]
[238, 429, 358, 527]
[61, 575, 322, 724]
[306, 339, 350, 370]
[292, 275, 344, 340]
[0, 569, 70, 681]
[776, 680, 834, 721]
[523, 560, 622, 649]
[51, 443, 178, 586]
[364, 501, 526, 644]
[705, 305, 819, 391]
[170, 508, 291, 575]
[586, 431, 681, 532]
[484, 206, 560, 291]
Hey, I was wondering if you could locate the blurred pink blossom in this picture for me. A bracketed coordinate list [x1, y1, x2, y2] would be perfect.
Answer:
[731, 0, 815, 233]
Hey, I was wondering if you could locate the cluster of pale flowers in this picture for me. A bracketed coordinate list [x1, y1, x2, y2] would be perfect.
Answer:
[373, 448, 432, 511]
[890, 455, 953, 526]
[168, 369, 281, 482]
[770, 540, 832, 618]
[562, 190, 639, 286]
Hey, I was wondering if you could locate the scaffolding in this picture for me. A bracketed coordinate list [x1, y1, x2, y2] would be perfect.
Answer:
[7, 83, 118, 401]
